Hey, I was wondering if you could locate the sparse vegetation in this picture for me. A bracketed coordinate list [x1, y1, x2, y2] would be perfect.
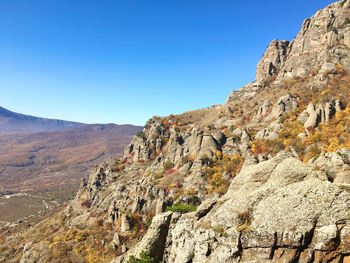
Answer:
[165, 203, 197, 213]
[236, 209, 253, 232]
[136, 131, 146, 140]
[163, 161, 175, 171]
[127, 251, 160, 263]
[201, 152, 243, 195]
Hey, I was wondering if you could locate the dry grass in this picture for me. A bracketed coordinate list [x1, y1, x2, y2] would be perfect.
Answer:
[0, 124, 140, 196]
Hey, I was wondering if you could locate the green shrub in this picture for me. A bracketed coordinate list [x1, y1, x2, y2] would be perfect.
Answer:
[127, 251, 160, 263]
[200, 155, 214, 166]
[236, 209, 253, 232]
[136, 131, 146, 140]
[163, 161, 175, 171]
[165, 203, 197, 213]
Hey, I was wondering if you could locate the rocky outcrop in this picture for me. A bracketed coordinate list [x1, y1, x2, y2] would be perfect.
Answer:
[163, 154, 350, 262]
[252, 94, 297, 140]
[253, 100, 272, 121]
[308, 147, 350, 183]
[20, 241, 51, 263]
[270, 94, 298, 119]
[299, 99, 343, 129]
[113, 212, 173, 262]
[255, 0, 350, 86]
[256, 39, 289, 84]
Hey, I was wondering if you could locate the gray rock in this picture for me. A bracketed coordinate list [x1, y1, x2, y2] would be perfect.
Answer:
[302, 99, 341, 129]
[308, 148, 350, 184]
[165, 153, 350, 262]
[195, 198, 218, 219]
[319, 62, 337, 74]
[256, 39, 289, 84]
[270, 94, 298, 118]
[114, 212, 173, 262]
[121, 214, 131, 233]
[253, 100, 272, 120]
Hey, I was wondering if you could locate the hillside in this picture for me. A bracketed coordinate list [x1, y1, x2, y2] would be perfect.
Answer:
[0, 124, 142, 193]
[0, 106, 84, 133]
[0, 110, 142, 223]
[1, 1, 350, 262]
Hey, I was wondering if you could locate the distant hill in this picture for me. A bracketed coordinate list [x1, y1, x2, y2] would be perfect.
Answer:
[0, 123, 142, 197]
[0, 106, 83, 133]
[0, 106, 142, 203]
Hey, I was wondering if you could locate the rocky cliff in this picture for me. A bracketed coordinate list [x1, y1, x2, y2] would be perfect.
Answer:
[2, 1, 350, 263]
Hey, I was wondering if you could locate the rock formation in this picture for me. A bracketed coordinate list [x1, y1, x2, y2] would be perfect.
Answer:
[2, 1, 350, 263]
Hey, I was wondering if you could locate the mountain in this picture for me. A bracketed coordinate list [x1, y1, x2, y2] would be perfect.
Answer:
[0, 108, 142, 223]
[0, 123, 142, 193]
[2, 1, 350, 262]
[0, 106, 83, 133]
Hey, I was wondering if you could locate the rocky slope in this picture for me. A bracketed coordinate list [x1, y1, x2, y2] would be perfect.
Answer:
[2, 1, 350, 262]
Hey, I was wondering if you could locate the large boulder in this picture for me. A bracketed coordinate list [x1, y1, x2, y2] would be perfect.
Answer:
[308, 148, 350, 183]
[163, 153, 350, 262]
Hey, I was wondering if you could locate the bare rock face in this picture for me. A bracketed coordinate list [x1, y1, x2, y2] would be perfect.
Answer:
[253, 100, 272, 121]
[299, 99, 343, 129]
[113, 212, 173, 262]
[255, 0, 350, 86]
[308, 147, 350, 183]
[270, 94, 298, 119]
[252, 94, 298, 125]
[163, 154, 350, 263]
[256, 39, 289, 84]
[20, 242, 50, 263]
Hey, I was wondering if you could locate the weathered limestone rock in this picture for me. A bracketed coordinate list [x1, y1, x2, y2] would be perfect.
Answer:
[163, 154, 350, 262]
[308, 148, 350, 183]
[20, 242, 50, 263]
[111, 233, 121, 250]
[253, 100, 272, 120]
[222, 137, 240, 157]
[199, 134, 219, 159]
[301, 100, 342, 129]
[113, 212, 173, 262]
[255, 129, 279, 140]
[256, 39, 289, 84]
[320, 62, 337, 74]
[310, 225, 339, 251]
[270, 94, 298, 119]
[121, 214, 131, 233]
[195, 198, 218, 219]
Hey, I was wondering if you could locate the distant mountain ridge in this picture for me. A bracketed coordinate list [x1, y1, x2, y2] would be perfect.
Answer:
[0, 106, 143, 220]
[0, 106, 83, 133]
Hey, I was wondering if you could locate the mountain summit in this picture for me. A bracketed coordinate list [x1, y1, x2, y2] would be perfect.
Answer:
[2, 1, 350, 263]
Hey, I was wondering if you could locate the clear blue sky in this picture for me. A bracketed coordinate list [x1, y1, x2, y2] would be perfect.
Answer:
[0, 0, 336, 125]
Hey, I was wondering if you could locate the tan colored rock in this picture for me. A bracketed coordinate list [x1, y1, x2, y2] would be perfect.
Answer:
[308, 148, 350, 183]
[256, 39, 289, 84]
[270, 94, 298, 118]
[301, 99, 342, 129]
[121, 214, 131, 233]
[163, 154, 350, 262]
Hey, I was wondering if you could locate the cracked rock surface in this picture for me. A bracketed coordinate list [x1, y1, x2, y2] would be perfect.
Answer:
[162, 154, 350, 263]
